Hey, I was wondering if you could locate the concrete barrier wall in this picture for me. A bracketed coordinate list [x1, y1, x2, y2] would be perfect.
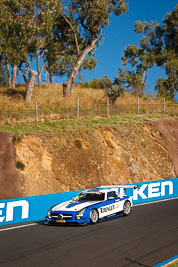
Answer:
[0, 178, 177, 226]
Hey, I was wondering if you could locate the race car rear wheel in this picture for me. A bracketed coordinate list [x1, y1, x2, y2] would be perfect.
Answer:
[123, 200, 132, 216]
[90, 209, 99, 224]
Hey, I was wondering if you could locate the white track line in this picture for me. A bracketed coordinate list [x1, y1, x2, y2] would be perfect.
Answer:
[0, 197, 177, 232]
[134, 197, 178, 206]
[0, 223, 37, 232]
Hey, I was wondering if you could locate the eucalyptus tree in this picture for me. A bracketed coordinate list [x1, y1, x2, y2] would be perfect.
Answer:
[134, 5, 178, 100]
[121, 45, 144, 95]
[120, 21, 159, 95]
[0, 0, 37, 88]
[155, 5, 178, 100]
[102, 72, 125, 103]
[114, 67, 143, 96]
[58, 0, 129, 96]
[0, 55, 8, 85]
[26, 0, 62, 86]
[44, 17, 78, 84]
[0, 0, 62, 87]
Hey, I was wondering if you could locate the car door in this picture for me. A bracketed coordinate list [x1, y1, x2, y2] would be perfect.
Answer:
[98, 191, 120, 219]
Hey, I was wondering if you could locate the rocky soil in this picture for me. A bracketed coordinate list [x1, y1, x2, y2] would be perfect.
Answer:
[12, 118, 176, 198]
[0, 132, 21, 199]
[0, 118, 177, 199]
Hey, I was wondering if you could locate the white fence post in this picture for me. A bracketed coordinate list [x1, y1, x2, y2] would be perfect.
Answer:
[107, 96, 109, 117]
[164, 97, 166, 114]
[137, 96, 140, 115]
[35, 100, 38, 123]
[77, 98, 80, 119]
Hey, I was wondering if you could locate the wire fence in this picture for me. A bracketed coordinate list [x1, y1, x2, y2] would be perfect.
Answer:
[0, 97, 177, 123]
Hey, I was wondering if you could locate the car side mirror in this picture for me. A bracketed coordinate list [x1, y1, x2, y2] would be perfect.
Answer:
[72, 197, 76, 201]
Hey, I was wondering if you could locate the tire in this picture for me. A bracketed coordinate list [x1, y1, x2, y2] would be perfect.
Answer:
[123, 200, 132, 216]
[90, 209, 99, 224]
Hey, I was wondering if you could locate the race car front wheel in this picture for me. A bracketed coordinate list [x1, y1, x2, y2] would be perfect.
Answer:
[123, 200, 132, 216]
[90, 209, 99, 224]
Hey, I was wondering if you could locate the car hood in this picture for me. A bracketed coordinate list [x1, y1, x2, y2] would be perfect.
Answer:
[52, 200, 101, 212]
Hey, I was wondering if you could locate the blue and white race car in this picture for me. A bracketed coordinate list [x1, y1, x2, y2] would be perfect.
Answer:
[46, 185, 138, 225]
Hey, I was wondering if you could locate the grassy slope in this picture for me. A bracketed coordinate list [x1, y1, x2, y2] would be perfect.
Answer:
[1, 114, 176, 137]
[0, 84, 177, 136]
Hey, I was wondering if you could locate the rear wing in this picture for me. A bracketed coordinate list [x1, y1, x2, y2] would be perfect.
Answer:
[96, 185, 138, 196]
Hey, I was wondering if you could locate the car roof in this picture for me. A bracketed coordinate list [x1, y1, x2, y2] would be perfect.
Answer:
[82, 188, 118, 194]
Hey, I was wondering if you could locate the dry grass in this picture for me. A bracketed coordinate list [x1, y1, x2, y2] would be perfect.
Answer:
[0, 84, 177, 121]
[0, 84, 105, 110]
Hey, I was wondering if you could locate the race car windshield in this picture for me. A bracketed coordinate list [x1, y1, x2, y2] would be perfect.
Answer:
[77, 193, 105, 201]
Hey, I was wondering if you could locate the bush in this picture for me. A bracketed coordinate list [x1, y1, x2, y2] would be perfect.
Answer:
[79, 76, 113, 90]
[13, 135, 22, 143]
[16, 161, 25, 170]
[75, 139, 83, 149]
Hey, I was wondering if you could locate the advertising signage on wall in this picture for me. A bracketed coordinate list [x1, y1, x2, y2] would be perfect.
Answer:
[133, 180, 174, 202]
[0, 178, 177, 226]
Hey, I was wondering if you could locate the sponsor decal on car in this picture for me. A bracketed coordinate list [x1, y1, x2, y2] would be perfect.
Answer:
[100, 205, 115, 213]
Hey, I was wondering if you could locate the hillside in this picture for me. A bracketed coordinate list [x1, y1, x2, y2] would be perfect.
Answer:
[0, 117, 177, 199]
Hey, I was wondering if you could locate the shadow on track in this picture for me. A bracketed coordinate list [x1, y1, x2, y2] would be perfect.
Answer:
[124, 257, 152, 267]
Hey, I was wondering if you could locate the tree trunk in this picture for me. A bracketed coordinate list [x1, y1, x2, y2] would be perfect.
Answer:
[21, 58, 32, 85]
[63, 37, 99, 97]
[11, 65, 17, 89]
[38, 72, 42, 87]
[49, 72, 53, 84]
[23, 73, 28, 84]
[25, 70, 37, 104]
[37, 53, 46, 87]
[142, 70, 148, 94]
[6, 63, 12, 87]
[37, 55, 42, 87]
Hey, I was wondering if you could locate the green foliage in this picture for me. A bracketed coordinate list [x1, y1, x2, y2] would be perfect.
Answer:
[134, 5, 178, 100]
[119, 34, 157, 95]
[0, 0, 129, 93]
[155, 77, 175, 100]
[160, 6, 178, 99]
[80, 75, 125, 103]
[0, 0, 37, 65]
[16, 161, 25, 170]
[57, 0, 129, 94]
[13, 134, 22, 144]
[82, 57, 97, 71]
[80, 76, 113, 89]
[80, 80, 98, 89]
[0, 0, 62, 86]
[75, 139, 83, 149]
[105, 84, 125, 104]
[97, 74, 125, 103]
[0, 61, 8, 85]
[69, 0, 128, 39]
[114, 68, 144, 96]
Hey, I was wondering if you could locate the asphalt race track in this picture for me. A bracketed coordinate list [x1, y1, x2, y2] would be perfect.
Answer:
[0, 199, 177, 267]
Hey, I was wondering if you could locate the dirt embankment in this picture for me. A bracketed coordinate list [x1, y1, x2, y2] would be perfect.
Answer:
[0, 118, 177, 199]
[0, 132, 22, 199]
[151, 118, 178, 176]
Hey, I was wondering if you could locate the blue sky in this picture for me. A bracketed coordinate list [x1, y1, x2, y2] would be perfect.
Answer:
[79, 0, 177, 95]
[18, 0, 177, 97]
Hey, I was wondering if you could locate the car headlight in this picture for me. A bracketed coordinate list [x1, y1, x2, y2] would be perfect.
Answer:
[76, 208, 86, 220]
[47, 208, 52, 218]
